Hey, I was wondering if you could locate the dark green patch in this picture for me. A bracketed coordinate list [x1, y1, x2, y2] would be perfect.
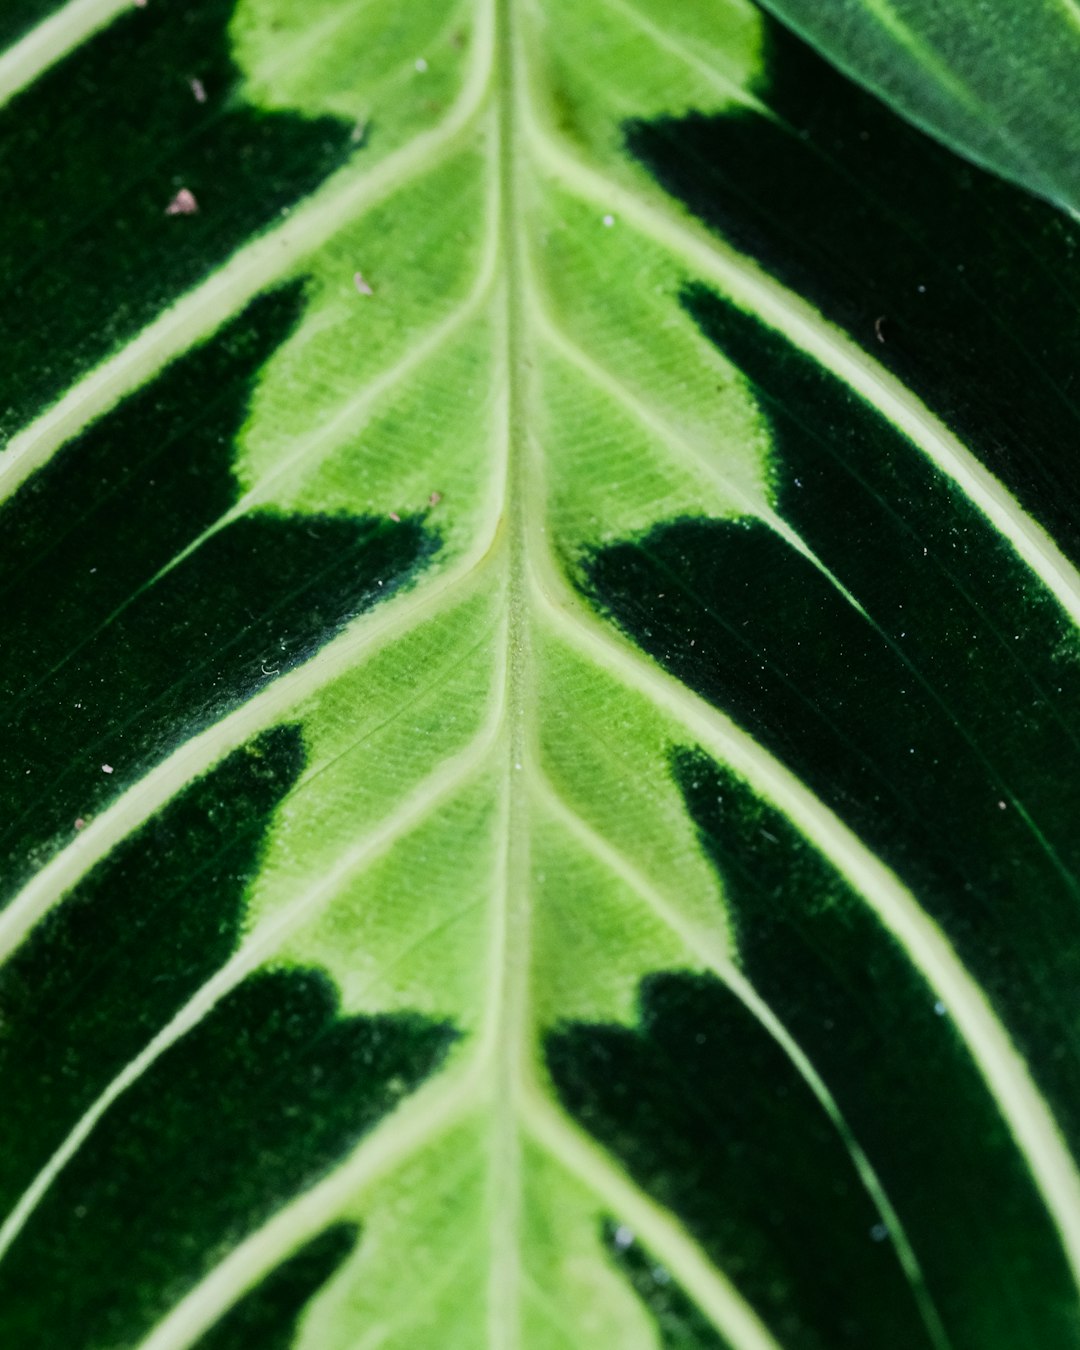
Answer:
[625, 15, 1080, 564]
[0, 725, 302, 1221]
[547, 973, 930, 1350]
[0, 285, 437, 903]
[0, 970, 455, 1348]
[585, 291, 1080, 1162]
[0, 0, 64, 49]
[0, 0, 355, 438]
[603, 1219, 732, 1350]
[194, 1224, 358, 1350]
[674, 748, 1079, 1348]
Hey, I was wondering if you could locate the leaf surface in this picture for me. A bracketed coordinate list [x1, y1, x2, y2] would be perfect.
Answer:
[2, 2, 1080, 1348]
[757, 0, 1080, 215]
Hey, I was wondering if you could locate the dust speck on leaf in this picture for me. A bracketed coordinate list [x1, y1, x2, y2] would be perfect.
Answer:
[189, 77, 207, 104]
[353, 271, 374, 296]
[874, 314, 887, 343]
[428, 491, 443, 506]
[388, 512, 401, 523]
[165, 187, 198, 216]
[101, 764, 114, 775]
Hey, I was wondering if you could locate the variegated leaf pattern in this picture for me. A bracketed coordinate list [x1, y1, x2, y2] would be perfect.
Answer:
[2, 1, 1080, 1348]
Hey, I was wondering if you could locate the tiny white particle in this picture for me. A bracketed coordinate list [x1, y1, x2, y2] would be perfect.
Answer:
[353, 271, 374, 296]
[415, 56, 428, 72]
[165, 187, 198, 216]
[102, 764, 114, 774]
[653, 1266, 671, 1285]
[602, 213, 615, 227]
[870, 1223, 889, 1242]
[613, 1225, 634, 1250]
[190, 77, 207, 104]
[934, 1000, 946, 1016]
[997, 800, 1007, 810]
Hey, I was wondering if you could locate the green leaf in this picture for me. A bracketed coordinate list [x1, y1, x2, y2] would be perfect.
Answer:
[2, 2, 1080, 1348]
[756, 0, 1080, 216]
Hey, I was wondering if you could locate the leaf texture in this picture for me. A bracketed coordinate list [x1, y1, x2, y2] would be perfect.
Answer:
[2, 1, 1080, 1348]
[756, 0, 1080, 215]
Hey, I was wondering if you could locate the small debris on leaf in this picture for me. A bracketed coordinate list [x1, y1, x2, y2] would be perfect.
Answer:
[415, 57, 429, 73]
[165, 187, 199, 216]
[874, 314, 887, 343]
[350, 120, 367, 145]
[388, 511, 401, 523]
[74, 818, 86, 831]
[190, 77, 207, 104]
[602, 213, 615, 227]
[428, 490, 442, 506]
[101, 763, 114, 774]
[353, 271, 374, 295]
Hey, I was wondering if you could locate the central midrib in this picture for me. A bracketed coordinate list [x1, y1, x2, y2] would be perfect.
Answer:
[486, 0, 535, 1344]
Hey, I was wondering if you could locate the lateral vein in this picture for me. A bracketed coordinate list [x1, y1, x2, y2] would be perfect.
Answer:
[0, 725, 500, 1263]
[522, 1089, 785, 1350]
[0, 544, 500, 966]
[525, 110, 1080, 633]
[0, 1, 496, 506]
[535, 774, 952, 1350]
[527, 546, 1080, 1287]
